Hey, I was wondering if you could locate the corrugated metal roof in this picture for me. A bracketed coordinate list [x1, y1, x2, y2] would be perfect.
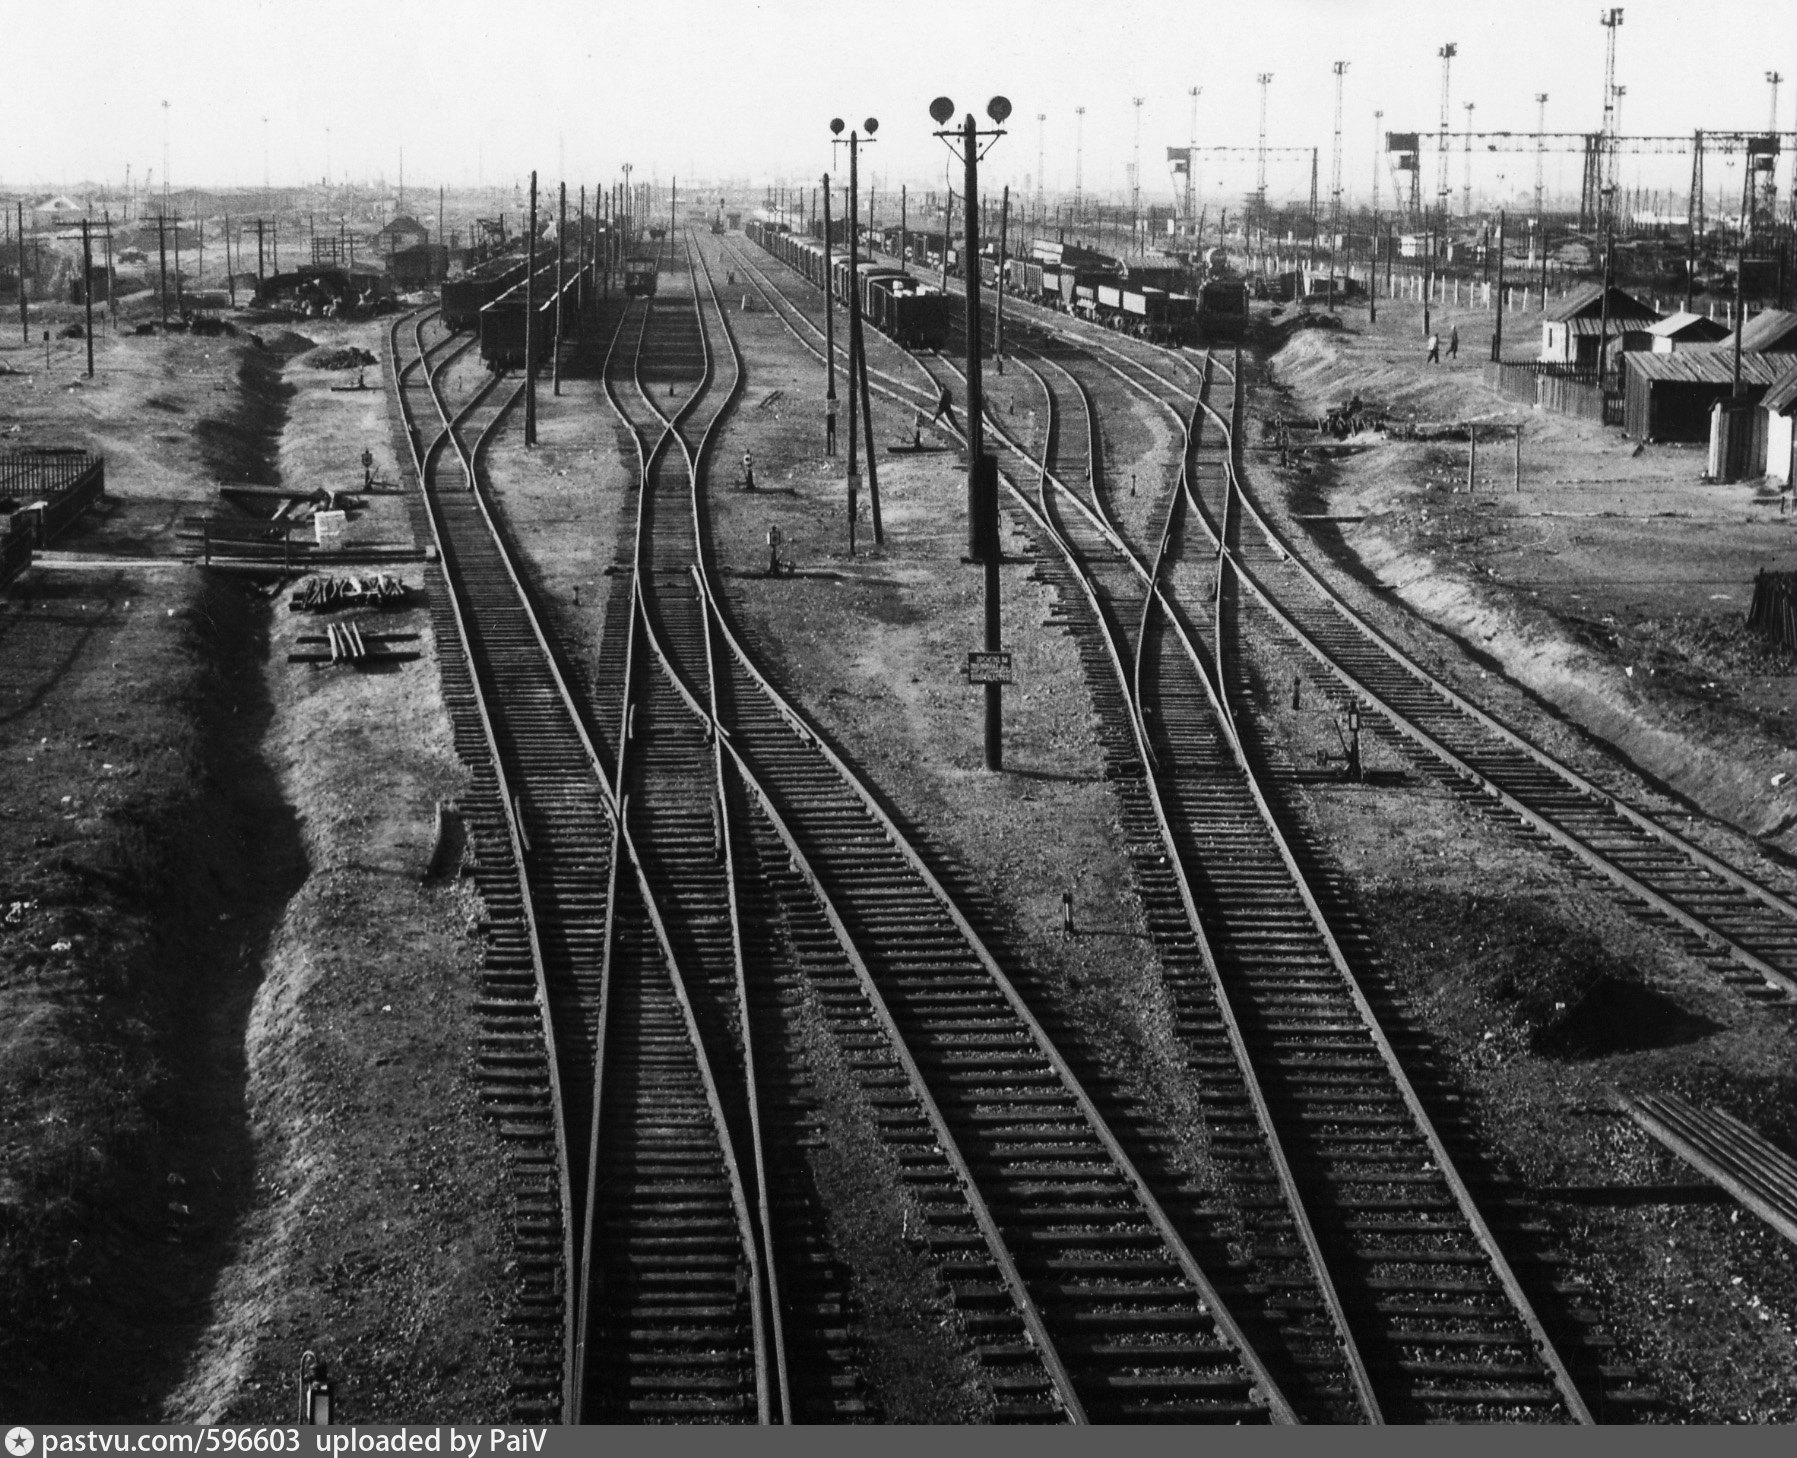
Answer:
[1623, 350, 1797, 385]
[1544, 282, 1659, 323]
[1739, 310, 1797, 352]
[1646, 310, 1729, 338]
[1764, 361, 1797, 414]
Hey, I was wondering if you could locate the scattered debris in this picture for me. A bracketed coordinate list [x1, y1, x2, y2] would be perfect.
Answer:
[289, 573, 409, 613]
[304, 346, 378, 372]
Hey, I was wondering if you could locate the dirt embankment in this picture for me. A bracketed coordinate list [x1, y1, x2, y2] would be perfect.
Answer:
[1264, 323, 1797, 859]
[2, 322, 510, 1421]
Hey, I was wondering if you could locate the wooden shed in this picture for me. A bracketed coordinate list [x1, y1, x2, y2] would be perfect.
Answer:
[1647, 311, 1730, 352]
[1622, 350, 1797, 443]
[1540, 282, 1659, 367]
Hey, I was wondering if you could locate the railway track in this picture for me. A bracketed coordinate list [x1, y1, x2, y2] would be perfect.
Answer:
[391, 300, 781, 1423]
[1011, 320, 1797, 1003]
[717, 236, 1650, 1421]
[653, 230, 1311, 1421]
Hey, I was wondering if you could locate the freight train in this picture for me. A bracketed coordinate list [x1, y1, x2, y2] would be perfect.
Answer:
[441, 249, 532, 332]
[746, 220, 953, 350]
[477, 252, 587, 372]
[984, 239, 1248, 345]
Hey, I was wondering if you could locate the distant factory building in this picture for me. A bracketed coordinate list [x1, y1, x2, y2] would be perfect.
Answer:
[1540, 283, 1659, 369]
[1736, 309, 1797, 355]
[1647, 311, 1730, 352]
[1621, 350, 1797, 444]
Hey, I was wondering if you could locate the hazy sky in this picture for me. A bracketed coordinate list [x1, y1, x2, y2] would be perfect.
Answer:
[3, 0, 1793, 208]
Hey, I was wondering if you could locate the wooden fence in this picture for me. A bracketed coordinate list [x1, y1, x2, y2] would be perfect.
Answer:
[1482, 360, 1622, 426]
[0, 448, 102, 501]
[1749, 569, 1797, 652]
[0, 451, 106, 589]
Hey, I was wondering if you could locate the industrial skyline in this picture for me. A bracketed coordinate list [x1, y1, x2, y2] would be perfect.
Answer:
[2, 0, 1792, 212]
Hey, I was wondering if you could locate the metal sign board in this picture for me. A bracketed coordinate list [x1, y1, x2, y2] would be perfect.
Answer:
[965, 650, 1014, 685]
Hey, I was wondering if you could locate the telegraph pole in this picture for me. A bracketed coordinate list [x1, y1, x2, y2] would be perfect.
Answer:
[17, 202, 26, 342]
[835, 121, 885, 548]
[525, 170, 537, 447]
[1371, 108, 1383, 323]
[80, 220, 94, 377]
[1491, 210, 1506, 361]
[553, 182, 566, 396]
[822, 176, 837, 456]
[996, 185, 1009, 372]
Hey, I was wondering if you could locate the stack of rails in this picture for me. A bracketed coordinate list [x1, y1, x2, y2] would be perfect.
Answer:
[440, 249, 532, 332]
[745, 220, 952, 350]
[478, 252, 590, 372]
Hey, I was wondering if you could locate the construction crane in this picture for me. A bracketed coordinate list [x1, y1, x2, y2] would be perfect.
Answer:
[1330, 62, 1348, 242]
[1436, 43, 1457, 222]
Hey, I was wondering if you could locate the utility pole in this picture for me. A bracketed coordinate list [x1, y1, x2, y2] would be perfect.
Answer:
[1329, 63, 1348, 256]
[1187, 87, 1200, 236]
[80, 220, 94, 377]
[832, 120, 883, 549]
[17, 202, 26, 343]
[996, 184, 1009, 372]
[1436, 43, 1457, 226]
[1073, 106, 1086, 224]
[553, 182, 566, 396]
[1256, 74, 1274, 221]
[1131, 97, 1144, 251]
[1037, 112, 1047, 224]
[823, 176, 836, 459]
[933, 94, 1010, 772]
[1463, 101, 1475, 217]
[1768, 72, 1785, 225]
[1491, 210, 1506, 361]
[1371, 107, 1383, 324]
[524, 170, 537, 447]
[156, 212, 169, 325]
[1534, 94, 1549, 224]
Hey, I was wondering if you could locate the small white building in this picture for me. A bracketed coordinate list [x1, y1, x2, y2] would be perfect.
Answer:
[1765, 362, 1797, 487]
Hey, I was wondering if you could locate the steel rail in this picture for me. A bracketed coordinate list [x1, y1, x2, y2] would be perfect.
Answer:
[575, 250, 778, 1422]
[389, 308, 580, 1418]
[1008, 343, 1385, 1421]
[1000, 327, 1595, 1422]
[908, 308, 1592, 1421]
[602, 233, 789, 1420]
[656, 234, 1084, 1420]
[407, 290, 773, 1422]
[698, 238, 1306, 1423]
[1063, 330, 1797, 997]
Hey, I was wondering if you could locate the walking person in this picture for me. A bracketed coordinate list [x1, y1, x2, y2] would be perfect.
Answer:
[1447, 324, 1460, 359]
[931, 383, 958, 431]
[766, 523, 782, 576]
[742, 450, 755, 490]
[1425, 332, 1441, 365]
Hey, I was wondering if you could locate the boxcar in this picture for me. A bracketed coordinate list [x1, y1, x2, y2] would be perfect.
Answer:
[623, 257, 658, 297]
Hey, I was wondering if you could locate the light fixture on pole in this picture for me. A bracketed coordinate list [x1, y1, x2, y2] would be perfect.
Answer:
[931, 92, 1011, 773]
